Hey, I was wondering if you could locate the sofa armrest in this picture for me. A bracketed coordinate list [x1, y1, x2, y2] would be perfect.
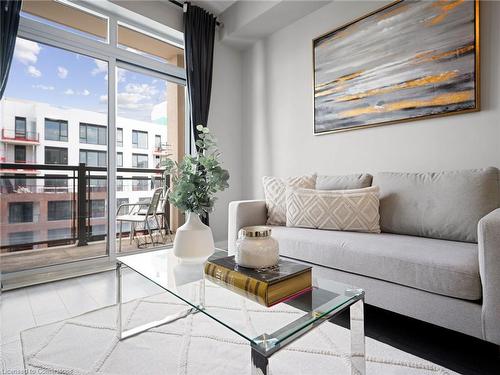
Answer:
[227, 200, 267, 255]
[478, 207, 500, 344]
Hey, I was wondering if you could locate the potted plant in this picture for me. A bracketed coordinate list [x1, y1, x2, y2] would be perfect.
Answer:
[161, 125, 229, 261]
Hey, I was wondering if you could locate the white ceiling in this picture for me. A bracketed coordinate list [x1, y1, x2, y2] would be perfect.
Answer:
[159, 0, 237, 15]
[194, 0, 238, 15]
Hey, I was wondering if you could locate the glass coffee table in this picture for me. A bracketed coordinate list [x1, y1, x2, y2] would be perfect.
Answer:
[116, 249, 365, 375]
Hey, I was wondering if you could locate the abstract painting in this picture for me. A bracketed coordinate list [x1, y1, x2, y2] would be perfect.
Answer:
[313, 0, 479, 134]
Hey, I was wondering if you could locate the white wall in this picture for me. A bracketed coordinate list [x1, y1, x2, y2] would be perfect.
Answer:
[208, 40, 243, 243]
[241, 0, 500, 198]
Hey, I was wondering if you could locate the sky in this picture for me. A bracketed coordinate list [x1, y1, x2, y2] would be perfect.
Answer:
[4, 37, 169, 124]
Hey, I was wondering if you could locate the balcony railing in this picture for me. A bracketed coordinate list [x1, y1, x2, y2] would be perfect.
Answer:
[0, 163, 168, 253]
[1, 128, 40, 143]
[152, 142, 170, 155]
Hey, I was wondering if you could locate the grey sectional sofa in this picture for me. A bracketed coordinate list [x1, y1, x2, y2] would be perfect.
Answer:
[228, 168, 500, 345]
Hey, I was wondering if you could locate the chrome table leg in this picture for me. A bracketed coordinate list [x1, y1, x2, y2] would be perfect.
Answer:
[251, 347, 269, 375]
[350, 299, 366, 375]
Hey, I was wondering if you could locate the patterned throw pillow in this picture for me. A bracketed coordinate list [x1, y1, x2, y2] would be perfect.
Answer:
[286, 186, 381, 233]
[262, 174, 316, 225]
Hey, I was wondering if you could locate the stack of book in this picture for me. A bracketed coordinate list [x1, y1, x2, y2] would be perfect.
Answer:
[204, 255, 312, 307]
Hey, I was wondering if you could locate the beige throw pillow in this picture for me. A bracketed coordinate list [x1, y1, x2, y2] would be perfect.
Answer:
[263, 174, 316, 225]
[286, 186, 381, 233]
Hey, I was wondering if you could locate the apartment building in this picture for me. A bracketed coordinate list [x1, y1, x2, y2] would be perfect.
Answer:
[0, 97, 168, 251]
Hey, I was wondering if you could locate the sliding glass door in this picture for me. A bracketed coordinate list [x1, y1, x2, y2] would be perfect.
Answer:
[0, 0, 186, 280]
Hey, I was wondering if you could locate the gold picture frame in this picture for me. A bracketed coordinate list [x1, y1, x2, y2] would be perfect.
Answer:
[312, 0, 480, 135]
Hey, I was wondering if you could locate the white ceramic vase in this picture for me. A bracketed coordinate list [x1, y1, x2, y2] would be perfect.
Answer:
[173, 212, 215, 262]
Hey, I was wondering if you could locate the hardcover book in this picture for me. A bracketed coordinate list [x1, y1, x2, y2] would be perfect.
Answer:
[204, 255, 312, 307]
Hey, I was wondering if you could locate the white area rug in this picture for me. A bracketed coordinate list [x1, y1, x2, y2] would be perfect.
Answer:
[21, 286, 460, 375]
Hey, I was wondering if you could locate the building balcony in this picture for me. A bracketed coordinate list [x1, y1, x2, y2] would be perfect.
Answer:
[1, 128, 40, 145]
[0, 163, 171, 273]
[152, 142, 170, 156]
[0, 158, 40, 175]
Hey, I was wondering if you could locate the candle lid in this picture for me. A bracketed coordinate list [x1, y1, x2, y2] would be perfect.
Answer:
[239, 226, 272, 238]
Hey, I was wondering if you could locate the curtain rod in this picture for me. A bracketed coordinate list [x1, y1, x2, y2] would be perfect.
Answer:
[168, 0, 222, 27]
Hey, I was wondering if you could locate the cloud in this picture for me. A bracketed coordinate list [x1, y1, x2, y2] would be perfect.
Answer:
[117, 69, 126, 83]
[14, 39, 41, 65]
[27, 65, 42, 78]
[124, 83, 158, 97]
[57, 66, 68, 79]
[98, 83, 158, 111]
[65, 88, 90, 96]
[32, 84, 54, 91]
[91, 59, 107, 76]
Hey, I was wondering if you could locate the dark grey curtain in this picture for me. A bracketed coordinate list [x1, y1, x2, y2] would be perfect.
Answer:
[183, 2, 216, 146]
[184, 3, 216, 225]
[0, 0, 22, 99]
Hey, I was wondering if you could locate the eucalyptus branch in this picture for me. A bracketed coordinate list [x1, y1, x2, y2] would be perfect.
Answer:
[159, 125, 230, 217]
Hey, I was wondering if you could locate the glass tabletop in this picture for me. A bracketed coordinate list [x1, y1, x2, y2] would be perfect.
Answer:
[117, 248, 364, 353]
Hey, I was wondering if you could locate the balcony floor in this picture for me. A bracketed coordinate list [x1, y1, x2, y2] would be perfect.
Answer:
[0, 233, 174, 274]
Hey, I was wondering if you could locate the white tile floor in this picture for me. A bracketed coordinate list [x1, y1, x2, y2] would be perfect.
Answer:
[1, 268, 164, 373]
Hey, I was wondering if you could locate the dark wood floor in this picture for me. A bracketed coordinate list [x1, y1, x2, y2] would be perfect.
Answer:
[331, 304, 500, 375]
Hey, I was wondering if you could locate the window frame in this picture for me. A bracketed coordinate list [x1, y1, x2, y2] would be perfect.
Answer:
[8, 202, 34, 223]
[45, 146, 68, 165]
[116, 128, 123, 147]
[3, 0, 187, 284]
[80, 149, 107, 167]
[47, 200, 72, 221]
[116, 152, 123, 167]
[79, 122, 107, 145]
[45, 118, 68, 142]
[132, 130, 148, 149]
[132, 153, 148, 168]
[15, 117, 27, 137]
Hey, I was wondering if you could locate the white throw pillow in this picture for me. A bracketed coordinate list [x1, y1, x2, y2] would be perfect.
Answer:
[262, 174, 316, 225]
[286, 186, 381, 233]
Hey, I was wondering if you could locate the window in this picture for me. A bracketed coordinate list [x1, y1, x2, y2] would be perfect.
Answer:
[80, 149, 106, 167]
[45, 174, 68, 188]
[132, 130, 148, 149]
[155, 135, 161, 148]
[9, 202, 33, 223]
[89, 178, 106, 192]
[47, 228, 72, 240]
[21, 0, 108, 42]
[80, 123, 106, 145]
[14, 146, 26, 163]
[48, 201, 72, 221]
[45, 147, 68, 165]
[116, 177, 124, 192]
[132, 153, 148, 168]
[15, 117, 26, 137]
[117, 128, 123, 147]
[132, 177, 148, 191]
[117, 23, 183, 66]
[155, 155, 161, 168]
[88, 199, 105, 218]
[9, 231, 34, 245]
[45, 119, 68, 141]
[117, 152, 123, 167]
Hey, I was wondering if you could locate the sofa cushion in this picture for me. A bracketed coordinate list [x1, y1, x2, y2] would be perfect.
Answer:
[373, 168, 500, 243]
[316, 173, 372, 190]
[286, 186, 380, 233]
[271, 226, 481, 300]
[262, 174, 316, 225]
